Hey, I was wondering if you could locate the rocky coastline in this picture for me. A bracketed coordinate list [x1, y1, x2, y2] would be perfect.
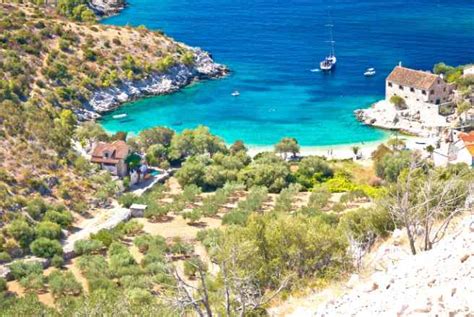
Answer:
[78, 48, 229, 120]
[354, 100, 450, 138]
[88, 0, 126, 16]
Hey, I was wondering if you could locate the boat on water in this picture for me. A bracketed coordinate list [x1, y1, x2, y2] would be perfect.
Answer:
[320, 16, 336, 71]
[113, 114, 127, 119]
[364, 68, 376, 76]
[231, 90, 240, 97]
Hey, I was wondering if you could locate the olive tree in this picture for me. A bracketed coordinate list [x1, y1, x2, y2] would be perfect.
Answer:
[274, 137, 300, 159]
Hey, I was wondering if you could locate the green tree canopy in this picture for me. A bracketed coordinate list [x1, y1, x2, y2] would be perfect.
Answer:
[274, 137, 300, 159]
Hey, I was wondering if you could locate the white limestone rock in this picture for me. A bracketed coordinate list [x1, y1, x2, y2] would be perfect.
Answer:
[79, 48, 228, 120]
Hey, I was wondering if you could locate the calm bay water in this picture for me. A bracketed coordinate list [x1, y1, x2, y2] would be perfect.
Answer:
[101, 0, 474, 146]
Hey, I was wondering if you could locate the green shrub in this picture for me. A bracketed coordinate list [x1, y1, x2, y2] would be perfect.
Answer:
[332, 202, 346, 213]
[74, 239, 104, 256]
[339, 207, 394, 245]
[119, 275, 152, 290]
[183, 257, 207, 279]
[375, 151, 412, 183]
[273, 183, 302, 212]
[9, 261, 43, 280]
[167, 237, 193, 256]
[196, 228, 222, 250]
[118, 193, 138, 208]
[133, 234, 166, 254]
[295, 156, 334, 188]
[143, 201, 170, 221]
[221, 210, 248, 226]
[121, 220, 143, 236]
[0, 277, 6, 292]
[308, 187, 331, 209]
[180, 184, 202, 203]
[126, 288, 154, 306]
[90, 229, 120, 248]
[48, 270, 82, 298]
[141, 249, 166, 269]
[30, 238, 63, 258]
[0, 252, 12, 264]
[35, 221, 62, 240]
[6, 219, 35, 249]
[182, 209, 202, 224]
[43, 209, 74, 228]
[20, 273, 46, 293]
[26, 197, 48, 220]
[51, 255, 65, 268]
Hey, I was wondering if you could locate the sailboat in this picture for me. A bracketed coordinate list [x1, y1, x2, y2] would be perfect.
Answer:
[320, 15, 337, 71]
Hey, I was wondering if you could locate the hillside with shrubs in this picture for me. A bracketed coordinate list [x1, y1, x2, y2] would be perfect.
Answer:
[1, 120, 472, 315]
[0, 2, 473, 316]
[0, 2, 217, 235]
[0, 3, 201, 113]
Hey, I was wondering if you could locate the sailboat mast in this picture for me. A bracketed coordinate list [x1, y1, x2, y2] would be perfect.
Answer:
[327, 9, 335, 57]
[329, 24, 335, 57]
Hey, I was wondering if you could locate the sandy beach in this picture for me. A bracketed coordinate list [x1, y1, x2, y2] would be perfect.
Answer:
[247, 136, 435, 163]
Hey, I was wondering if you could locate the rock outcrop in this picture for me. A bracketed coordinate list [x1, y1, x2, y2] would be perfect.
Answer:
[315, 215, 474, 316]
[78, 48, 228, 120]
[88, 0, 126, 16]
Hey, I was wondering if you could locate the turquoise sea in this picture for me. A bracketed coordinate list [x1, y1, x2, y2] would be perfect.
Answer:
[101, 0, 474, 146]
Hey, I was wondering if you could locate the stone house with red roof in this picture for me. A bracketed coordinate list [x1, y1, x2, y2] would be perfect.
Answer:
[90, 140, 130, 177]
[386, 65, 453, 107]
[445, 131, 474, 167]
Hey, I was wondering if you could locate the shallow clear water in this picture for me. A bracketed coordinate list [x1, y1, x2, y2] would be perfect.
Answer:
[100, 0, 474, 146]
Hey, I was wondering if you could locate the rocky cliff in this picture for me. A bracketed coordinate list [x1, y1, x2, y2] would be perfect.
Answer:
[88, 0, 126, 16]
[80, 48, 228, 119]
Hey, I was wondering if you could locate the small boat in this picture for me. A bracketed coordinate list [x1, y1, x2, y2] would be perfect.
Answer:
[320, 55, 336, 71]
[113, 114, 127, 119]
[319, 12, 337, 71]
[364, 68, 376, 77]
[231, 91, 240, 97]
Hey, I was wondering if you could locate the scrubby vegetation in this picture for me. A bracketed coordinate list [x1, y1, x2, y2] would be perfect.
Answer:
[0, 5, 472, 314]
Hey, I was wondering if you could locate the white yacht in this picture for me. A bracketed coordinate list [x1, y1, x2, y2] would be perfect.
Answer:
[320, 17, 336, 71]
[113, 114, 127, 119]
[231, 91, 240, 97]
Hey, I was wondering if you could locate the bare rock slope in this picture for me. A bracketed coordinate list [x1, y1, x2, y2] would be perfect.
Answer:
[315, 215, 474, 316]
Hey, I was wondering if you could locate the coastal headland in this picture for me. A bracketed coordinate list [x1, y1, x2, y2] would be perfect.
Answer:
[0, 3, 228, 121]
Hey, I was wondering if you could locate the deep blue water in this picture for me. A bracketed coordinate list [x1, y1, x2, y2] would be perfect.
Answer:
[101, 0, 474, 146]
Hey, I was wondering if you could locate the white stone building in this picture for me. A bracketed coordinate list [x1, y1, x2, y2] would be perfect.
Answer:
[386, 65, 453, 107]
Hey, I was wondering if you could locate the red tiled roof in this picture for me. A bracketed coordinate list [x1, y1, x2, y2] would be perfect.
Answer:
[459, 132, 474, 156]
[387, 66, 440, 90]
[466, 145, 474, 157]
[91, 140, 129, 164]
[459, 131, 474, 143]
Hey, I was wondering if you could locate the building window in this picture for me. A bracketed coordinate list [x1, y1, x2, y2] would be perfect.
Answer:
[422, 90, 426, 95]
[430, 90, 435, 95]
[388, 82, 393, 87]
[399, 85, 404, 90]
[410, 87, 415, 92]
[443, 87, 446, 92]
